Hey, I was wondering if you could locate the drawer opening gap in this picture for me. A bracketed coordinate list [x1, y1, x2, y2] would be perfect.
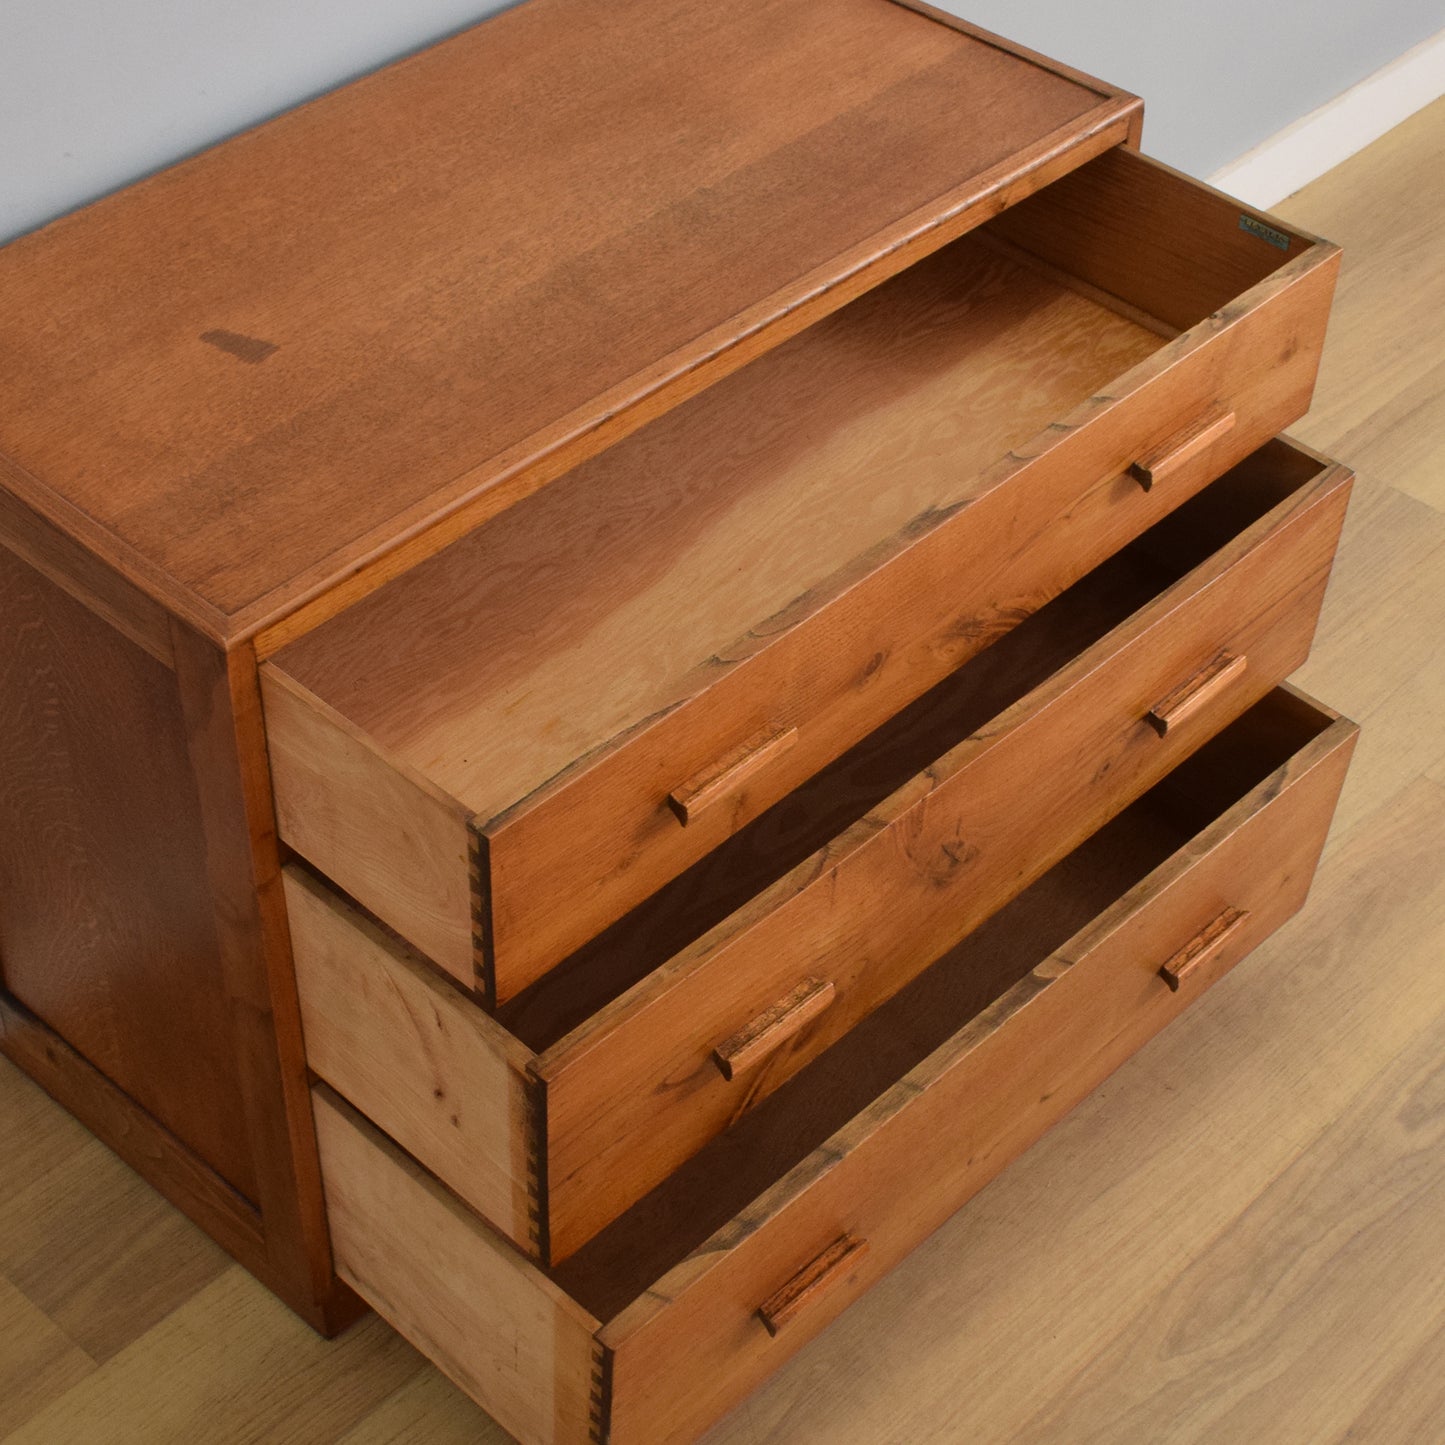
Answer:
[498, 442, 1332, 1052]
[547, 690, 1337, 1323]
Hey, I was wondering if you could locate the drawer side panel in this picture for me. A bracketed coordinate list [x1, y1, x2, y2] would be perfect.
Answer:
[286, 867, 538, 1252]
[263, 666, 477, 988]
[313, 1089, 599, 1445]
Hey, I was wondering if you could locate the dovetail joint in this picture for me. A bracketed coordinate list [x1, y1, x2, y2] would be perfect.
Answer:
[466, 822, 497, 1010]
[523, 1067, 549, 1264]
[588, 1341, 612, 1444]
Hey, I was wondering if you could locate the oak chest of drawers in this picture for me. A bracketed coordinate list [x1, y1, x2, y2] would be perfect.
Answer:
[0, 2, 1358, 1441]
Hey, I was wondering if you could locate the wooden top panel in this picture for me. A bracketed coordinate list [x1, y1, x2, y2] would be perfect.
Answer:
[0, 0, 1135, 644]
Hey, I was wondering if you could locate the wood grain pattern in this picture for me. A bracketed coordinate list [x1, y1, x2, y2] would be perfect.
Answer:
[266, 232, 1161, 997]
[0, 1274, 92, 1438]
[711, 980, 837, 1083]
[1281, 97, 1445, 841]
[493, 441, 1331, 1053]
[6, 103, 1439, 1445]
[0, 0, 1135, 646]
[600, 701, 1357, 1445]
[288, 545, 1166, 1252]
[667, 727, 799, 828]
[0, 993, 265, 1273]
[987, 145, 1331, 332]
[285, 866, 539, 1253]
[263, 667, 476, 988]
[1290, 482, 1445, 841]
[281, 441, 1351, 1266]
[1156, 904, 1248, 990]
[247, 105, 1134, 663]
[904, 779, 1445, 1445]
[1281, 95, 1445, 510]
[314, 1091, 601, 1445]
[1130, 410, 1237, 490]
[495, 522, 1222, 1052]
[1145, 650, 1248, 735]
[0, 482, 173, 668]
[0, 1053, 233, 1369]
[0, 541, 353, 1331]
[884, 0, 1148, 112]
[551, 792, 1201, 1323]
[269, 150, 1338, 1000]
[532, 452, 1351, 1260]
[1, 1266, 418, 1445]
[756, 1236, 870, 1338]
[1011, 896, 1445, 1444]
[0, 549, 256, 1196]
[304, 693, 1354, 1445]
[169, 626, 360, 1332]
[336, 1369, 514, 1445]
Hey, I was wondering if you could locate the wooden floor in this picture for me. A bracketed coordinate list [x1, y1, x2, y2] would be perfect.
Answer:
[4, 103, 1445, 1445]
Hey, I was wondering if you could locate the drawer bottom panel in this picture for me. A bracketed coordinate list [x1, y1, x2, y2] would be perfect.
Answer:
[312, 685, 1357, 1445]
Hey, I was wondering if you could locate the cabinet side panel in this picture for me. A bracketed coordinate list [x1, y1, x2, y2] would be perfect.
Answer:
[0, 545, 258, 1198]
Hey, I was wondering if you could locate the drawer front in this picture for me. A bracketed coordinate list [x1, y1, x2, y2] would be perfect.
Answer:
[535, 458, 1351, 1261]
[483, 237, 1335, 998]
[600, 701, 1358, 1444]
[265, 149, 1338, 1007]
[312, 695, 1357, 1445]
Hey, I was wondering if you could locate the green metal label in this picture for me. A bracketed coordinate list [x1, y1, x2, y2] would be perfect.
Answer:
[1239, 213, 1291, 250]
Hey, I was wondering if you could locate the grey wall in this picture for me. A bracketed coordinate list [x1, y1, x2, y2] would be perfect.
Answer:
[0, 0, 516, 242]
[1, 1, 1441, 244]
[932, 1, 1443, 176]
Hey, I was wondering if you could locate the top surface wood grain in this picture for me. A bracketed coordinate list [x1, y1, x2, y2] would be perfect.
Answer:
[0, 0, 1131, 644]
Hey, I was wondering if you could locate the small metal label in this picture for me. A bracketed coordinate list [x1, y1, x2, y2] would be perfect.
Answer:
[1239, 213, 1291, 250]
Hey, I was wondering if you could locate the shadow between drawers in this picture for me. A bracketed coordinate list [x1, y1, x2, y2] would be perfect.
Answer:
[550, 688, 1341, 1320]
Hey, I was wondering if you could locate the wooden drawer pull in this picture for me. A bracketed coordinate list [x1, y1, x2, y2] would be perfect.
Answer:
[757, 1234, 869, 1337]
[667, 725, 798, 826]
[712, 978, 836, 1081]
[1146, 652, 1247, 736]
[1130, 410, 1236, 491]
[1159, 906, 1249, 991]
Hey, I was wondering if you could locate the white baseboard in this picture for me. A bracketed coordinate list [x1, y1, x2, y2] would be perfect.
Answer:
[1211, 25, 1445, 209]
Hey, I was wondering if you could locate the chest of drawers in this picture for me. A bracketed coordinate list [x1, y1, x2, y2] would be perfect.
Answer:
[0, 1, 1357, 1440]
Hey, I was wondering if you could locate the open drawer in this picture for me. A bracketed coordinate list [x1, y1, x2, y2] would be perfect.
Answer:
[312, 685, 1358, 1445]
[263, 146, 1340, 1004]
[289, 438, 1351, 1266]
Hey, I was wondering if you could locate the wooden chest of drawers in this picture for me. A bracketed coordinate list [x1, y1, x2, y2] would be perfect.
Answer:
[0, 1, 1357, 1441]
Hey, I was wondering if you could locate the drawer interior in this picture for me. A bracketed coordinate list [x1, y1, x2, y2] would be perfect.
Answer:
[547, 686, 1339, 1322]
[497, 439, 1332, 1049]
[271, 152, 1324, 841]
[314, 682, 1355, 1444]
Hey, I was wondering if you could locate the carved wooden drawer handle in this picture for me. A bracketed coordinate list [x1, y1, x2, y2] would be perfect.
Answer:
[1159, 906, 1249, 991]
[712, 977, 836, 1081]
[667, 725, 798, 826]
[1146, 652, 1247, 736]
[757, 1234, 870, 1337]
[1130, 410, 1236, 491]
